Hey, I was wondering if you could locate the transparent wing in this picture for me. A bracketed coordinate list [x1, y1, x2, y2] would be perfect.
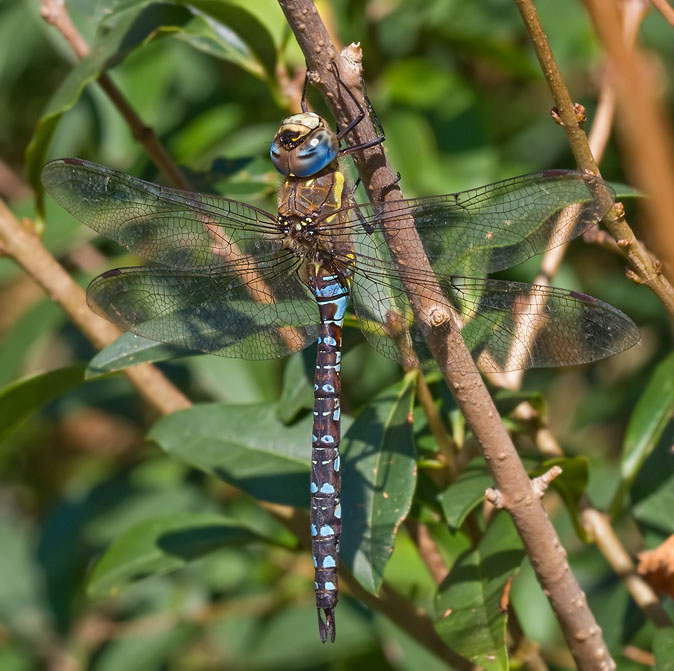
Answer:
[87, 257, 320, 360]
[319, 171, 614, 276]
[41, 158, 282, 269]
[347, 252, 639, 372]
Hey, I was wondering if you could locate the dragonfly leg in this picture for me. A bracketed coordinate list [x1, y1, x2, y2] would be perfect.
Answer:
[300, 69, 310, 113]
[375, 171, 402, 202]
[330, 64, 386, 153]
[318, 607, 336, 643]
[346, 170, 401, 234]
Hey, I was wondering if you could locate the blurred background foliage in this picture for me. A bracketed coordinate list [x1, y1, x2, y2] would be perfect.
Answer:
[0, 0, 673, 669]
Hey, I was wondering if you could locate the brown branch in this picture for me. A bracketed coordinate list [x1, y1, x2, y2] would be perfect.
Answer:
[0, 201, 190, 415]
[490, 0, 648, 393]
[515, 0, 674, 315]
[588, 0, 648, 161]
[276, 1, 618, 668]
[582, 507, 672, 627]
[40, 0, 193, 191]
[515, 0, 673, 635]
[405, 520, 449, 584]
[650, 0, 674, 26]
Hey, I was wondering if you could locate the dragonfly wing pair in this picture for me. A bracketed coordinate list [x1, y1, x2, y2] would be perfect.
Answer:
[42, 160, 638, 371]
[315, 171, 638, 370]
[42, 158, 320, 358]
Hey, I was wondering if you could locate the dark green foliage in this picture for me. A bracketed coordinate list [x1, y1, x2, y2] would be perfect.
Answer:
[1, 0, 672, 668]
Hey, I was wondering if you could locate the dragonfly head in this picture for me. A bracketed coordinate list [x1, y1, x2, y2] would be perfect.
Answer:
[270, 112, 338, 177]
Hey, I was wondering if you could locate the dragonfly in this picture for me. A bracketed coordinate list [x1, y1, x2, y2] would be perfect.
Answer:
[41, 83, 639, 643]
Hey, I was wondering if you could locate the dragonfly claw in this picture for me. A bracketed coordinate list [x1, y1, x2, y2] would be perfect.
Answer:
[318, 607, 336, 643]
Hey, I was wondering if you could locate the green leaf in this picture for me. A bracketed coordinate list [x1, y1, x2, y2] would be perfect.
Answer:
[86, 332, 195, 377]
[0, 299, 66, 387]
[28, 5, 182, 209]
[340, 373, 417, 593]
[607, 181, 644, 200]
[94, 626, 195, 671]
[632, 427, 674, 534]
[88, 512, 264, 598]
[434, 512, 525, 670]
[182, 0, 277, 78]
[276, 348, 315, 423]
[0, 518, 49, 638]
[654, 627, 674, 671]
[101, 0, 277, 79]
[492, 388, 546, 417]
[532, 457, 590, 542]
[0, 364, 87, 445]
[611, 352, 674, 516]
[149, 403, 323, 506]
[441, 459, 493, 531]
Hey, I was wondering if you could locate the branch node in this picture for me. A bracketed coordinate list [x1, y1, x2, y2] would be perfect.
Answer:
[626, 267, 644, 284]
[574, 103, 587, 124]
[40, 0, 62, 25]
[485, 487, 505, 509]
[550, 103, 586, 126]
[531, 465, 563, 498]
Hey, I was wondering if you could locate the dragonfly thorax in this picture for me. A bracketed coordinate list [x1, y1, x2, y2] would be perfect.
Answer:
[279, 214, 321, 258]
[270, 112, 339, 178]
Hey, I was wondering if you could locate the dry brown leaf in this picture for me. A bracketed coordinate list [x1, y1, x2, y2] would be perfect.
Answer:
[637, 535, 674, 598]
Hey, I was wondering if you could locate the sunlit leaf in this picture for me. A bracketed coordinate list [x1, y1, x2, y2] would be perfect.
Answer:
[340, 373, 417, 593]
[149, 403, 317, 506]
[276, 348, 314, 423]
[441, 460, 493, 532]
[612, 352, 674, 516]
[434, 512, 524, 670]
[86, 332, 195, 377]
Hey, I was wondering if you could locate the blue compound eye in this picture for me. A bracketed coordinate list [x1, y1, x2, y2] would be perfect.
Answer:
[270, 139, 290, 175]
[271, 115, 339, 177]
[288, 130, 338, 177]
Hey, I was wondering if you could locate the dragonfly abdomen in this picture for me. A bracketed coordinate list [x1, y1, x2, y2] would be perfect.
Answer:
[309, 265, 348, 643]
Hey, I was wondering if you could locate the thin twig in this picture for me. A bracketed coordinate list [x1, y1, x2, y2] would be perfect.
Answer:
[405, 520, 449, 584]
[415, 372, 457, 477]
[40, 0, 193, 191]
[513, 0, 673, 635]
[582, 507, 672, 627]
[650, 0, 674, 26]
[490, 0, 648, 393]
[515, 0, 674, 315]
[276, 2, 617, 668]
[0, 201, 190, 415]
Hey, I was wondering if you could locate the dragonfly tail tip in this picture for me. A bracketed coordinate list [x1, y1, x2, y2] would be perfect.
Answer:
[317, 607, 336, 643]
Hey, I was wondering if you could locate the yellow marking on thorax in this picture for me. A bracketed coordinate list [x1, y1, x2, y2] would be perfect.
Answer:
[324, 172, 345, 224]
[333, 171, 345, 208]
